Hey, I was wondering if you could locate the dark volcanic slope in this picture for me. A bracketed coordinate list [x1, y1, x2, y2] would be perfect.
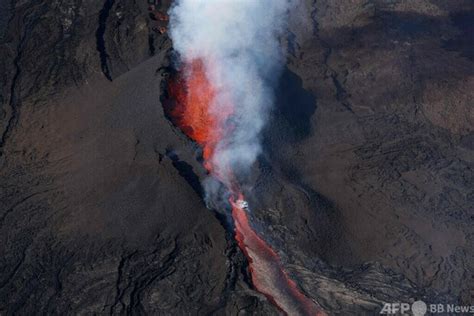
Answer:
[1, 0, 473, 314]
[0, 1, 276, 314]
[267, 0, 473, 309]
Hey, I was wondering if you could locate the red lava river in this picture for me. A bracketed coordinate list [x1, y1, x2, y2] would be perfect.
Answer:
[166, 59, 325, 316]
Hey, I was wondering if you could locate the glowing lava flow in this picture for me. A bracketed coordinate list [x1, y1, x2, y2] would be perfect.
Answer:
[167, 59, 325, 316]
[230, 195, 325, 316]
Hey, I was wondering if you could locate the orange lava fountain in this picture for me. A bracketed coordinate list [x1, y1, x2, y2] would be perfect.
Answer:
[166, 58, 325, 316]
[167, 59, 233, 175]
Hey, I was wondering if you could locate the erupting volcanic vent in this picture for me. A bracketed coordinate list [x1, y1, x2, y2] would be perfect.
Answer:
[167, 1, 325, 315]
[167, 59, 233, 175]
[166, 59, 325, 316]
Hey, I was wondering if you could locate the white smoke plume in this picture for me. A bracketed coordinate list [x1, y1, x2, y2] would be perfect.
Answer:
[170, 0, 292, 192]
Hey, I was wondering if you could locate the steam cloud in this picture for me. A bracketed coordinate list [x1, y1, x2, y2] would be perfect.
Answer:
[170, 0, 292, 197]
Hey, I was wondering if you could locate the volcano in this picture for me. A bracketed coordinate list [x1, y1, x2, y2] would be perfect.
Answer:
[165, 59, 325, 315]
[0, 0, 472, 314]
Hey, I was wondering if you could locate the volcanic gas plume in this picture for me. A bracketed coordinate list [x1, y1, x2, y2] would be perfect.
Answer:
[168, 1, 325, 315]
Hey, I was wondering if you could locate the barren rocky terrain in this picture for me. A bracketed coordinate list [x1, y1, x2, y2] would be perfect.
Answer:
[0, 0, 472, 314]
